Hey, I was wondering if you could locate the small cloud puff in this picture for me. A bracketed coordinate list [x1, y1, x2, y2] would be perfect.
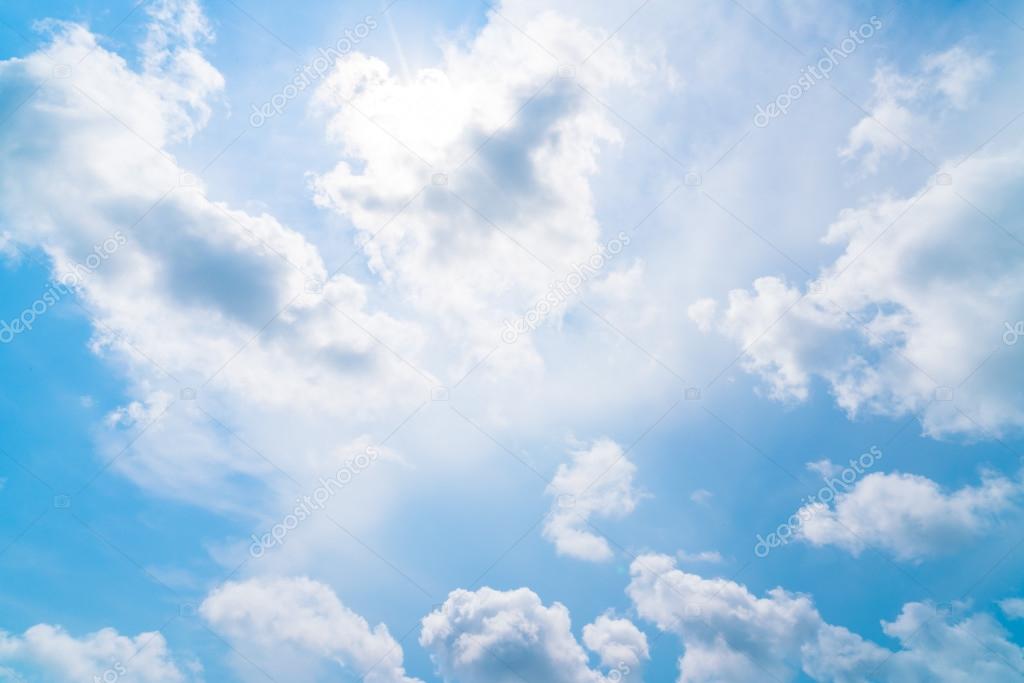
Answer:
[543, 438, 645, 562]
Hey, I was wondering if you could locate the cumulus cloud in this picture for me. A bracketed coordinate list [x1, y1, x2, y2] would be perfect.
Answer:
[200, 577, 419, 683]
[581, 614, 648, 677]
[796, 467, 1023, 561]
[542, 438, 643, 562]
[691, 146, 1024, 439]
[627, 553, 1024, 682]
[310, 7, 645, 362]
[628, 553, 836, 682]
[420, 586, 647, 683]
[0, 624, 196, 682]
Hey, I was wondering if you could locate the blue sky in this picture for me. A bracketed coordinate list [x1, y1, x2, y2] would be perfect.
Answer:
[1, 1, 1024, 681]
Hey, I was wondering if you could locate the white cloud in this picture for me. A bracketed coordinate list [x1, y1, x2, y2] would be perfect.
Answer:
[138, 0, 224, 139]
[543, 438, 643, 562]
[1000, 598, 1024, 620]
[627, 553, 1024, 682]
[628, 553, 834, 682]
[200, 577, 419, 683]
[689, 489, 713, 505]
[806, 459, 846, 479]
[923, 46, 992, 109]
[839, 62, 921, 173]
[692, 146, 1024, 439]
[309, 8, 645, 363]
[676, 549, 723, 564]
[420, 587, 647, 683]
[0, 624, 196, 682]
[581, 614, 648, 678]
[796, 468, 1023, 561]
[840, 46, 990, 171]
[875, 601, 1024, 682]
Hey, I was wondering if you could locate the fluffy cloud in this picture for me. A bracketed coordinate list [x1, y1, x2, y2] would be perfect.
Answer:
[581, 614, 648, 678]
[310, 7, 645, 362]
[0, 0, 433, 514]
[627, 553, 1024, 682]
[691, 146, 1024, 439]
[0, 624, 196, 682]
[420, 587, 646, 683]
[543, 439, 643, 562]
[796, 468, 1023, 560]
[628, 553, 834, 682]
[200, 577, 419, 683]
